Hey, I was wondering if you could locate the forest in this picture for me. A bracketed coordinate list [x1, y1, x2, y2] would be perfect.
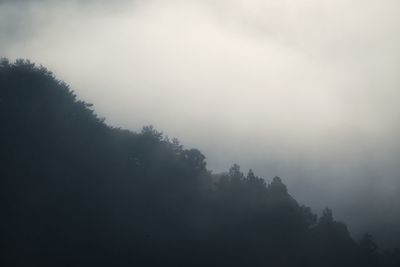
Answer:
[1, 58, 399, 266]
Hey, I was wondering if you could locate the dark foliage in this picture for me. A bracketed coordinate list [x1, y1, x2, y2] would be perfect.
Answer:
[1, 59, 399, 266]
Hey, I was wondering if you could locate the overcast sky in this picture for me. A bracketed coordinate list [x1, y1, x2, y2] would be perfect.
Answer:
[1, 0, 400, 247]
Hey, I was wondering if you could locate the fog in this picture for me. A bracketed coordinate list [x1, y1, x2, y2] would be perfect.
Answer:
[1, 0, 399, 246]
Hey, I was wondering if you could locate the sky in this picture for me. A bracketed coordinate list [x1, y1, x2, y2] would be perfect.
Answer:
[1, 0, 400, 247]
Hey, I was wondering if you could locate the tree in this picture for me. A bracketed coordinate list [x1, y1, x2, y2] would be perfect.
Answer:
[360, 233, 379, 267]
[319, 208, 334, 225]
[268, 176, 288, 195]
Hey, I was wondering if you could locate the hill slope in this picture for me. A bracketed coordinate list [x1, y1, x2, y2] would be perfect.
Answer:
[0, 59, 399, 266]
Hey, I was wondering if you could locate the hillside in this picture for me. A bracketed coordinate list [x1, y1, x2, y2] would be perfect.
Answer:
[0, 58, 399, 266]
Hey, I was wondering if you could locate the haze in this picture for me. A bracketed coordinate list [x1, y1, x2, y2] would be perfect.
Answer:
[1, 0, 399, 247]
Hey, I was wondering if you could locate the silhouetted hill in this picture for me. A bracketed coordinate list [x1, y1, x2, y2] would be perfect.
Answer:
[1, 58, 399, 266]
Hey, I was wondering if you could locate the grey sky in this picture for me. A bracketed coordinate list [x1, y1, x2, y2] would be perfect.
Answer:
[1, 0, 400, 247]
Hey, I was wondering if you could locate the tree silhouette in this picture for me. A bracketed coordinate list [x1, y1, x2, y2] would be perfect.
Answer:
[360, 233, 380, 267]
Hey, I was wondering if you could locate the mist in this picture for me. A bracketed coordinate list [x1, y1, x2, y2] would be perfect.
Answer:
[1, 0, 400, 247]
